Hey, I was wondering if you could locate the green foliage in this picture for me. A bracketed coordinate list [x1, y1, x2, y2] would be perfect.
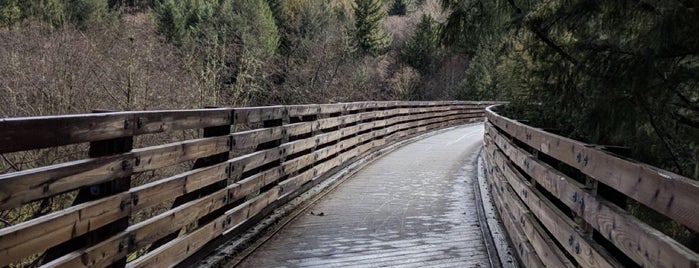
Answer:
[401, 14, 439, 73]
[352, 0, 391, 56]
[387, 0, 406, 16]
[65, 0, 108, 27]
[0, 0, 108, 28]
[154, 0, 279, 105]
[232, 0, 279, 62]
[444, 0, 699, 247]
[0, 1, 21, 27]
[154, 0, 278, 53]
[267, 0, 332, 57]
[153, 0, 213, 43]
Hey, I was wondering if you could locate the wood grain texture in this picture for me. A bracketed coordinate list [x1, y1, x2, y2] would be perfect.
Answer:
[486, 158, 574, 268]
[0, 193, 131, 266]
[0, 101, 489, 268]
[0, 135, 230, 211]
[133, 109, 232, 135]
[485, 122, 699, 268]
[484, 136, 619, 268]
[0, 113, 135, 153]
[127, 187, 280, 268]
[485, 158, 545, 268]
[44, 160, 282, 267]
[486, 106, 699, 232]
[0, 109, 234, 153]
[233, 106, 285, 125]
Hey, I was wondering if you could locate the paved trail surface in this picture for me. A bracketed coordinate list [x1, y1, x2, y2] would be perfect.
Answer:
[237, 125, 490, 268]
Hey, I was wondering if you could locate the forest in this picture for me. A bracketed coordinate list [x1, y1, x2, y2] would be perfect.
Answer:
[0, 0, 697, 261]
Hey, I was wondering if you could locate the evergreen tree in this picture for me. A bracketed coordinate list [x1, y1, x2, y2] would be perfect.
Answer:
[0, 0, 108, 28]
[387, 0, 406, 16]
[352, 0, 391, 56]
[402, 14, 438, 73]
[442, 0, 699, 248]
[0, 1, 21, 27]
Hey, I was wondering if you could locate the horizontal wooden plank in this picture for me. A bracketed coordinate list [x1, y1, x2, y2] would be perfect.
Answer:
[484, 137, 619, 268]
[485, 123, 699, 268]
[233, 106, 285, 125]
[126, 187, 279, 268]
[231, 126, 284, 151]
[2, 160, 230, 266]
[0, 135, 230, 211]
[0, 156, 130, 211]
[0, 113, 135, 153]
[236, 167, 282, 197]
[0, 108, 234, 153]
[286, 105, 320, 118]
[484, 158, 545, 268]
[44, 161, 286, 267]
[284, 121, 316, 137]
[133, 109, 232, 135]
[279, 137, 316, 158]
[318, 103, 349, 115]
[132, 163, 229, 212]
[280, 154, 315, 176]
[278, 168, 315, 197]
[492, 168, 575, 268]
[0, 193, 132, 266]
[132, 135, 230, 172]
[486, 106, 699, 232]
[229, 148, 281, 181]
[0, 102, 481, 154]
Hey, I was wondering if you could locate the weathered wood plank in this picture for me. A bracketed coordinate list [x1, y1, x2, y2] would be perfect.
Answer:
[283, 121, 315, 137]
[0, 193, 132, 266]
[229, 148, 281, 181]
[43, 160, 286, 267]
[0, 156, 130, 211]
[133, 109, 232, 135]
[484, 137, 619, 268]
[0, 113, 135, 154]
[0, 135, 230, 211]
[278, 168, 315, 197]
[231, 126, 284, 151]
[485, 123, 699, 268]
[317, 104, 346, 115]
[485, 159, 545, 268]
[486, 106, 699, 232]
[133, 135, 230, 172]
[0, 109, 234, 153]
[286, 105, 319, 118]
[1, 160, 230, 267]
[280, 154, 315, 176]
[233, 106, 285, 125]
[125, 187, 279, 268]
[236, 167, 282, 197]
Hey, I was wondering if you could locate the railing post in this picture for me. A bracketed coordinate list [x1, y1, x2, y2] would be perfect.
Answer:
[596, 145, 630, 210]
[148, 107, 232, 251]
[43, 110, 135, 267]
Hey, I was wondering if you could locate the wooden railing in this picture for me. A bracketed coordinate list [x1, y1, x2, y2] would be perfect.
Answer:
[0, 101, 490, 267]
[483, 105, 699, 267]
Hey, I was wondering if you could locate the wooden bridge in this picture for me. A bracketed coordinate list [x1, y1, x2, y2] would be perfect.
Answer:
[0, 101, 696, 267]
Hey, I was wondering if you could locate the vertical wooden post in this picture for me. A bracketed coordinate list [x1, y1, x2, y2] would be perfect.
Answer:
[596, 145, 630, 209]
[148, 107, 232, 251]
[43, 110, 134, 267]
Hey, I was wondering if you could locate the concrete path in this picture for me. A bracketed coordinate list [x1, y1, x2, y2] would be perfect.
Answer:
[237, 124, 491, 268]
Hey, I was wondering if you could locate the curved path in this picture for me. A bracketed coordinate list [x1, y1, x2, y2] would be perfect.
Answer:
[237, 124, 491, 267]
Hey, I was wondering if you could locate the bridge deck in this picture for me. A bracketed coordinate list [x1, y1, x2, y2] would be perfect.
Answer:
[236, 125, 493, 267]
